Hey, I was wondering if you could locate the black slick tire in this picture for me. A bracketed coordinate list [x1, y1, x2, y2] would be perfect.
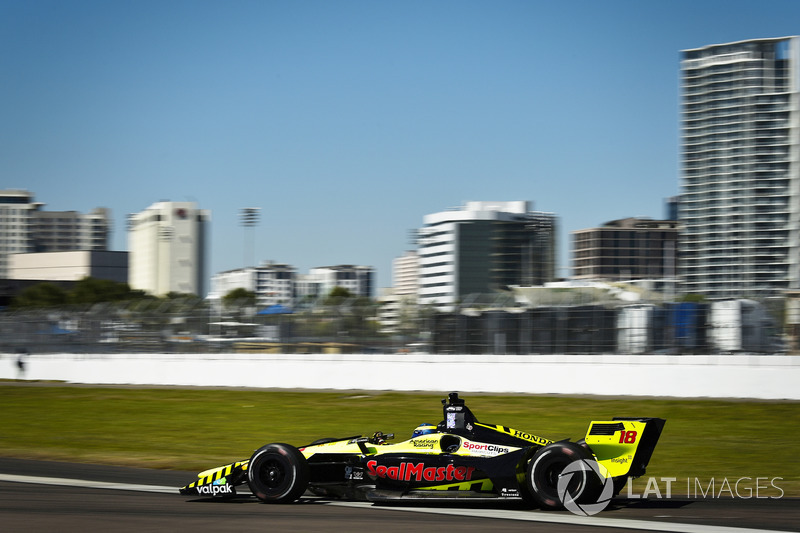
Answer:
[525, 441, 602, 510]
[247, 443, 309, 503]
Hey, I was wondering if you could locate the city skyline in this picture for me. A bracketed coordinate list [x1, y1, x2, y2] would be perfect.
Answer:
[4, 1, 800, 289]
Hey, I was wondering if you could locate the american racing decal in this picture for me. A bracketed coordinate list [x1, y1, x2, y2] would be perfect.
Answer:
[411, 438, 438, 449]
[367, 460, 476, 482]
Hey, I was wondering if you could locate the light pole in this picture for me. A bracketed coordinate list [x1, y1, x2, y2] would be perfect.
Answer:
[240, 207, 260, 268]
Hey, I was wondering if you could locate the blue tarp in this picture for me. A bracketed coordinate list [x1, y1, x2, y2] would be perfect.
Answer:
[257, 304, 293, 315]
[37, 325, 77, 335]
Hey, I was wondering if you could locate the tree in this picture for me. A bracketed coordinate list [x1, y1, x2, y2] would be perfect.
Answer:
[12, 283, 69, 307]
[222, 288, 256, 308]
[323, 286, 354, 306]
[11, 278, 151, 308]
[70, 277, 146, 305]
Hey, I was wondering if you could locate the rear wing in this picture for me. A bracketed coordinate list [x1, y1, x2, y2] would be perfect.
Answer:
[584, 417, 666, 478]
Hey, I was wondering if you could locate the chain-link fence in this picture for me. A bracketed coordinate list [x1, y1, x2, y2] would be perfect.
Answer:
[0, 296, 791, 355]
[0, 298, 392, 355]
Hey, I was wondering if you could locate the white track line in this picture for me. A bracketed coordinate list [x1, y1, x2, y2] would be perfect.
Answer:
[0, 474, 786, 533]
[331, 501, 787, 533]
[0, 473, 175, 494]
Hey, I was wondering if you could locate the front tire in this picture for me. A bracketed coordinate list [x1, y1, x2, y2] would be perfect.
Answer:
[525, 441, 602, 510]
[247, 443, 309, 503]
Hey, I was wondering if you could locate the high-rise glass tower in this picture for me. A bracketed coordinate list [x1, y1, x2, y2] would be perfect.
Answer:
[679, 37, 800, 297]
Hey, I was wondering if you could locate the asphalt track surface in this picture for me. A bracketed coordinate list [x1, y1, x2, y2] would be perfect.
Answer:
[0, 458, 797, 533]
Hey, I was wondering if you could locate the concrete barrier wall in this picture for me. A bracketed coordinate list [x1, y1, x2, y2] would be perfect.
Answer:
[2, 352, 798, 400]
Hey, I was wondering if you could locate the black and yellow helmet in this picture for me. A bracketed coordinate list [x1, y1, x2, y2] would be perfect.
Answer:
[412, 423, 438, 438]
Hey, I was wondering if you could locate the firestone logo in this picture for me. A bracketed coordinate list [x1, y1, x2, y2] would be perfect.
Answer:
[367, 460, 476, 482]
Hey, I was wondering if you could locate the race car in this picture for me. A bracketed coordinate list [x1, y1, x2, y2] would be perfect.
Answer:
[180, 393, 665, 511]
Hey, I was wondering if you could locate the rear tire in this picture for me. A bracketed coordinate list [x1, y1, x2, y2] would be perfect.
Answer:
[525, 441, 602, 510]
[247, 443, 309, 503]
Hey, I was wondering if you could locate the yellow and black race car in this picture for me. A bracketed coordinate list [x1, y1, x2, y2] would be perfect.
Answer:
[180, 393, 665, 511]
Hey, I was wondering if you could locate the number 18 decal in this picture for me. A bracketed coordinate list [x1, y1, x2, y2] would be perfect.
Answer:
[619, 430, 638, 444]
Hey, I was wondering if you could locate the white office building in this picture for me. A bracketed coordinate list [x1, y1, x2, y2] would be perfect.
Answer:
[0, 189, 112, 278]
[417, 201, 557, 309]
[9, 250, 128, 283]
[308, 265, 374, 298]
[378, 251, 420, 334]
[209, 261, 296, 308]
[680, 37, 800, 297]
[209, 267, 256, 299]
[128, 201, 210, 296]
[393, 250, 420, 297]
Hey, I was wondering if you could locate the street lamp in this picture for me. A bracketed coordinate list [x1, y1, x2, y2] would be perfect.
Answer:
[240, 207, 260, 267]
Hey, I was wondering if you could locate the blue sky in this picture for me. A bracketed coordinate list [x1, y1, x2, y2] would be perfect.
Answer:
[3, 0, 800, 290]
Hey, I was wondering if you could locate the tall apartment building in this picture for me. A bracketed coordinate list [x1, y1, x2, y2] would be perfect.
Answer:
[572, 218, 678, 281]
[0, 189, 111, 278]
[680, 37, 800, 297]
[128, 201, 210, 296]
[417, 201, 557, 308]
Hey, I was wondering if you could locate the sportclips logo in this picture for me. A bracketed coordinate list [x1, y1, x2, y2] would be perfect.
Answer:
[461, 441, 510, 455]
[367, 460, 476, 482]
[557, 459, 614, 516]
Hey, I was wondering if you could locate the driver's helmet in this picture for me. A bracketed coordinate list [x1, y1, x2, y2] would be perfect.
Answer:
[412, 423, 438, 438]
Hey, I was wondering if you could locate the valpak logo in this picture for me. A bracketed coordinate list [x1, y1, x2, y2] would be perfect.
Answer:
[197, 484, 233, 497]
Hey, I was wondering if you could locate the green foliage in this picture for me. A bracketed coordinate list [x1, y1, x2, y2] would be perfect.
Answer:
[164, 291, 199, 301]
[70, 277, 145, 305]
[679, 293, 706, 303]
[324, 286, 354, 305]
[12, 278, 159, 308]
[222, 288, 256, 308]
[12, 283, 69, 307]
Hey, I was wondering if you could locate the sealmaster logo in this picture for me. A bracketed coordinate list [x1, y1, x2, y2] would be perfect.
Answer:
[367, 460, 476, 482]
